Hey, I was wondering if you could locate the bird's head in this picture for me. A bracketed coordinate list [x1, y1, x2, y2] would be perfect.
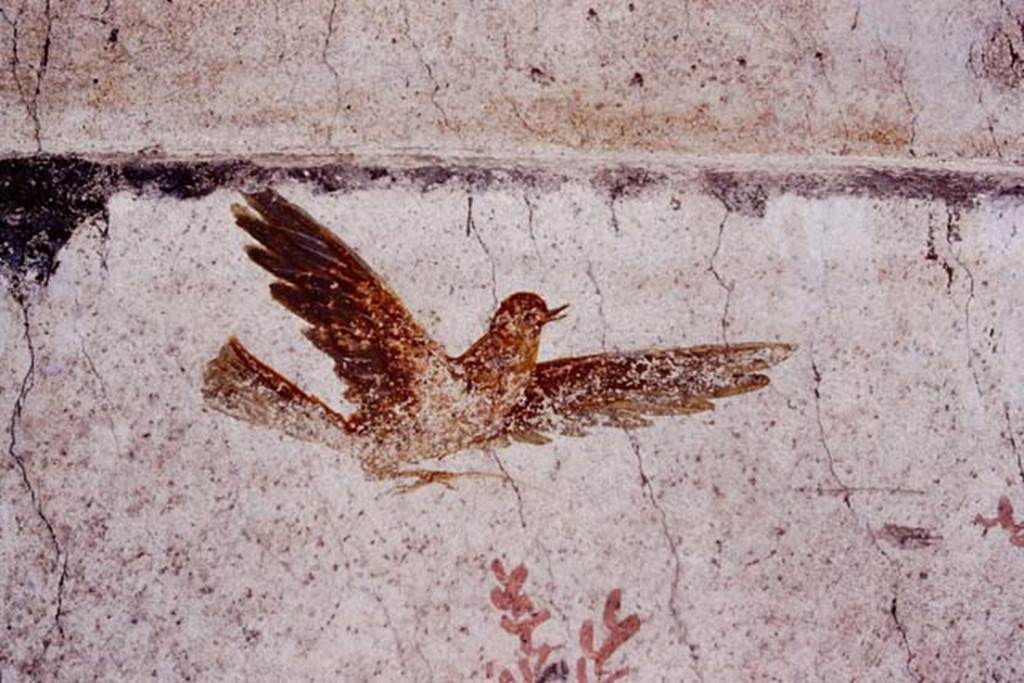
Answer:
[489, 292, 569, 338]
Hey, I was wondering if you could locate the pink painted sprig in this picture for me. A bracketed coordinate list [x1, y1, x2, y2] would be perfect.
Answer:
[486, 559, 562, 682]
[576, 588, 641, 683]
[974, 495, 1024, 547]
[484, 559, 641, 682]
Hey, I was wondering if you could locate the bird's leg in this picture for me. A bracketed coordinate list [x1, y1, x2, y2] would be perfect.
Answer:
[386, 468, 503, 494]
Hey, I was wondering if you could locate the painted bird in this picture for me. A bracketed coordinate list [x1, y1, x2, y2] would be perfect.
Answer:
[203, 190, 794, 490]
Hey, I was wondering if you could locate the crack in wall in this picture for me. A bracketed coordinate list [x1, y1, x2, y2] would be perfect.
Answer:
[607, 197, 620, 234]
[924, 215, 955, 290]
[401, 5, 455, 134]
[5, 290, 67, 640]
[590, 169, 664, 236]
[490, 450, 527, 530]
[1004, 404, 1024, 494]
[812, 50, 851, 154]
[809, 348, 853, 510]
[889, 595, 923, 683]
[0, 6, 30, 147]
[320, 0, 343, 145]
[625, 432, 704, 683]
[944, 208, 983, 398]
[465, 195, 498, 308]
[879, 43, 918, 154]
[523, 192, 542, 259]
[36, 0, 51, 149]
[74, 298, 121, 457]
[584, 257, 608, 351]
[977, 90, 1006, 160]
[975, 0, 1024, 89]
[95, 215, 111, 277]
[0, 7, 27, 133]
[707, 207, 734, 345]
[0, 0, 51, 151]
[370, 589, 411, 675]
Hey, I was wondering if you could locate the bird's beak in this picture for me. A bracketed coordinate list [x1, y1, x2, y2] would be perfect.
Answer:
[545, 304, 570, 324]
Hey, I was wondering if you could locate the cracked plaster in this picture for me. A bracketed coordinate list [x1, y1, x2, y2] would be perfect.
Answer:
[3, 1, 1024, 681]
[0, 1, 1023, 159]
[3, 177, 1024, 679]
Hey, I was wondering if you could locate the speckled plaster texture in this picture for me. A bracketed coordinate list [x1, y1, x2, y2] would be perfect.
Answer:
[1, 0, 1023, 160]
[3, 1, 1024, 682]
[3, 170, 1024, 680]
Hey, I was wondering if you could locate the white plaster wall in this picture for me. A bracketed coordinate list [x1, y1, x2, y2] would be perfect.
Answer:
[0, 1, 1022, 160]
[3, 0, 1024, 680]
[2, 175, 1024, 679]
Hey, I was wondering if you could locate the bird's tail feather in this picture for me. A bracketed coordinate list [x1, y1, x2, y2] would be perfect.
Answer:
[677, 341, 796, 399]
[202, 337, 350, 444]
[602, 342, 795, 408]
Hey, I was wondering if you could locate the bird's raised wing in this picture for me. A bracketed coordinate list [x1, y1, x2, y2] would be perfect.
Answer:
[502, 342, 794, 443]
[232, 190, 446, 423]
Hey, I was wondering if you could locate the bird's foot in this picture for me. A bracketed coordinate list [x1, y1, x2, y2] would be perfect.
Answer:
[388, 468, 502, 494]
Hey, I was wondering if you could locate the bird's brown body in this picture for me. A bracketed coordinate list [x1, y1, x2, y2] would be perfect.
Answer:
[203, 191, 794, 487]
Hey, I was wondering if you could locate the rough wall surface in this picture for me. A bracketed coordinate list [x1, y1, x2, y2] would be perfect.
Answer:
[1, 0, 1023, 160]
[2, 2, 1024, 682]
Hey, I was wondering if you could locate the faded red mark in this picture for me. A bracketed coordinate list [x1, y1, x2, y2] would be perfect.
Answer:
[877, 523, 942, 550]
[484, 559, 640, 682]
[973, 496, 1024, 547]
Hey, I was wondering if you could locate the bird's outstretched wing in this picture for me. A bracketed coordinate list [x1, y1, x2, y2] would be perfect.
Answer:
[232, 190, 445, 423]
[502, 342, 794, 443]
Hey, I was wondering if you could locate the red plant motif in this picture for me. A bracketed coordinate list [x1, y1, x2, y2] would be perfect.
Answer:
[974, 495, 1024, 547]
[484, 559, 641, 683]
[577, 589, 641, 682]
